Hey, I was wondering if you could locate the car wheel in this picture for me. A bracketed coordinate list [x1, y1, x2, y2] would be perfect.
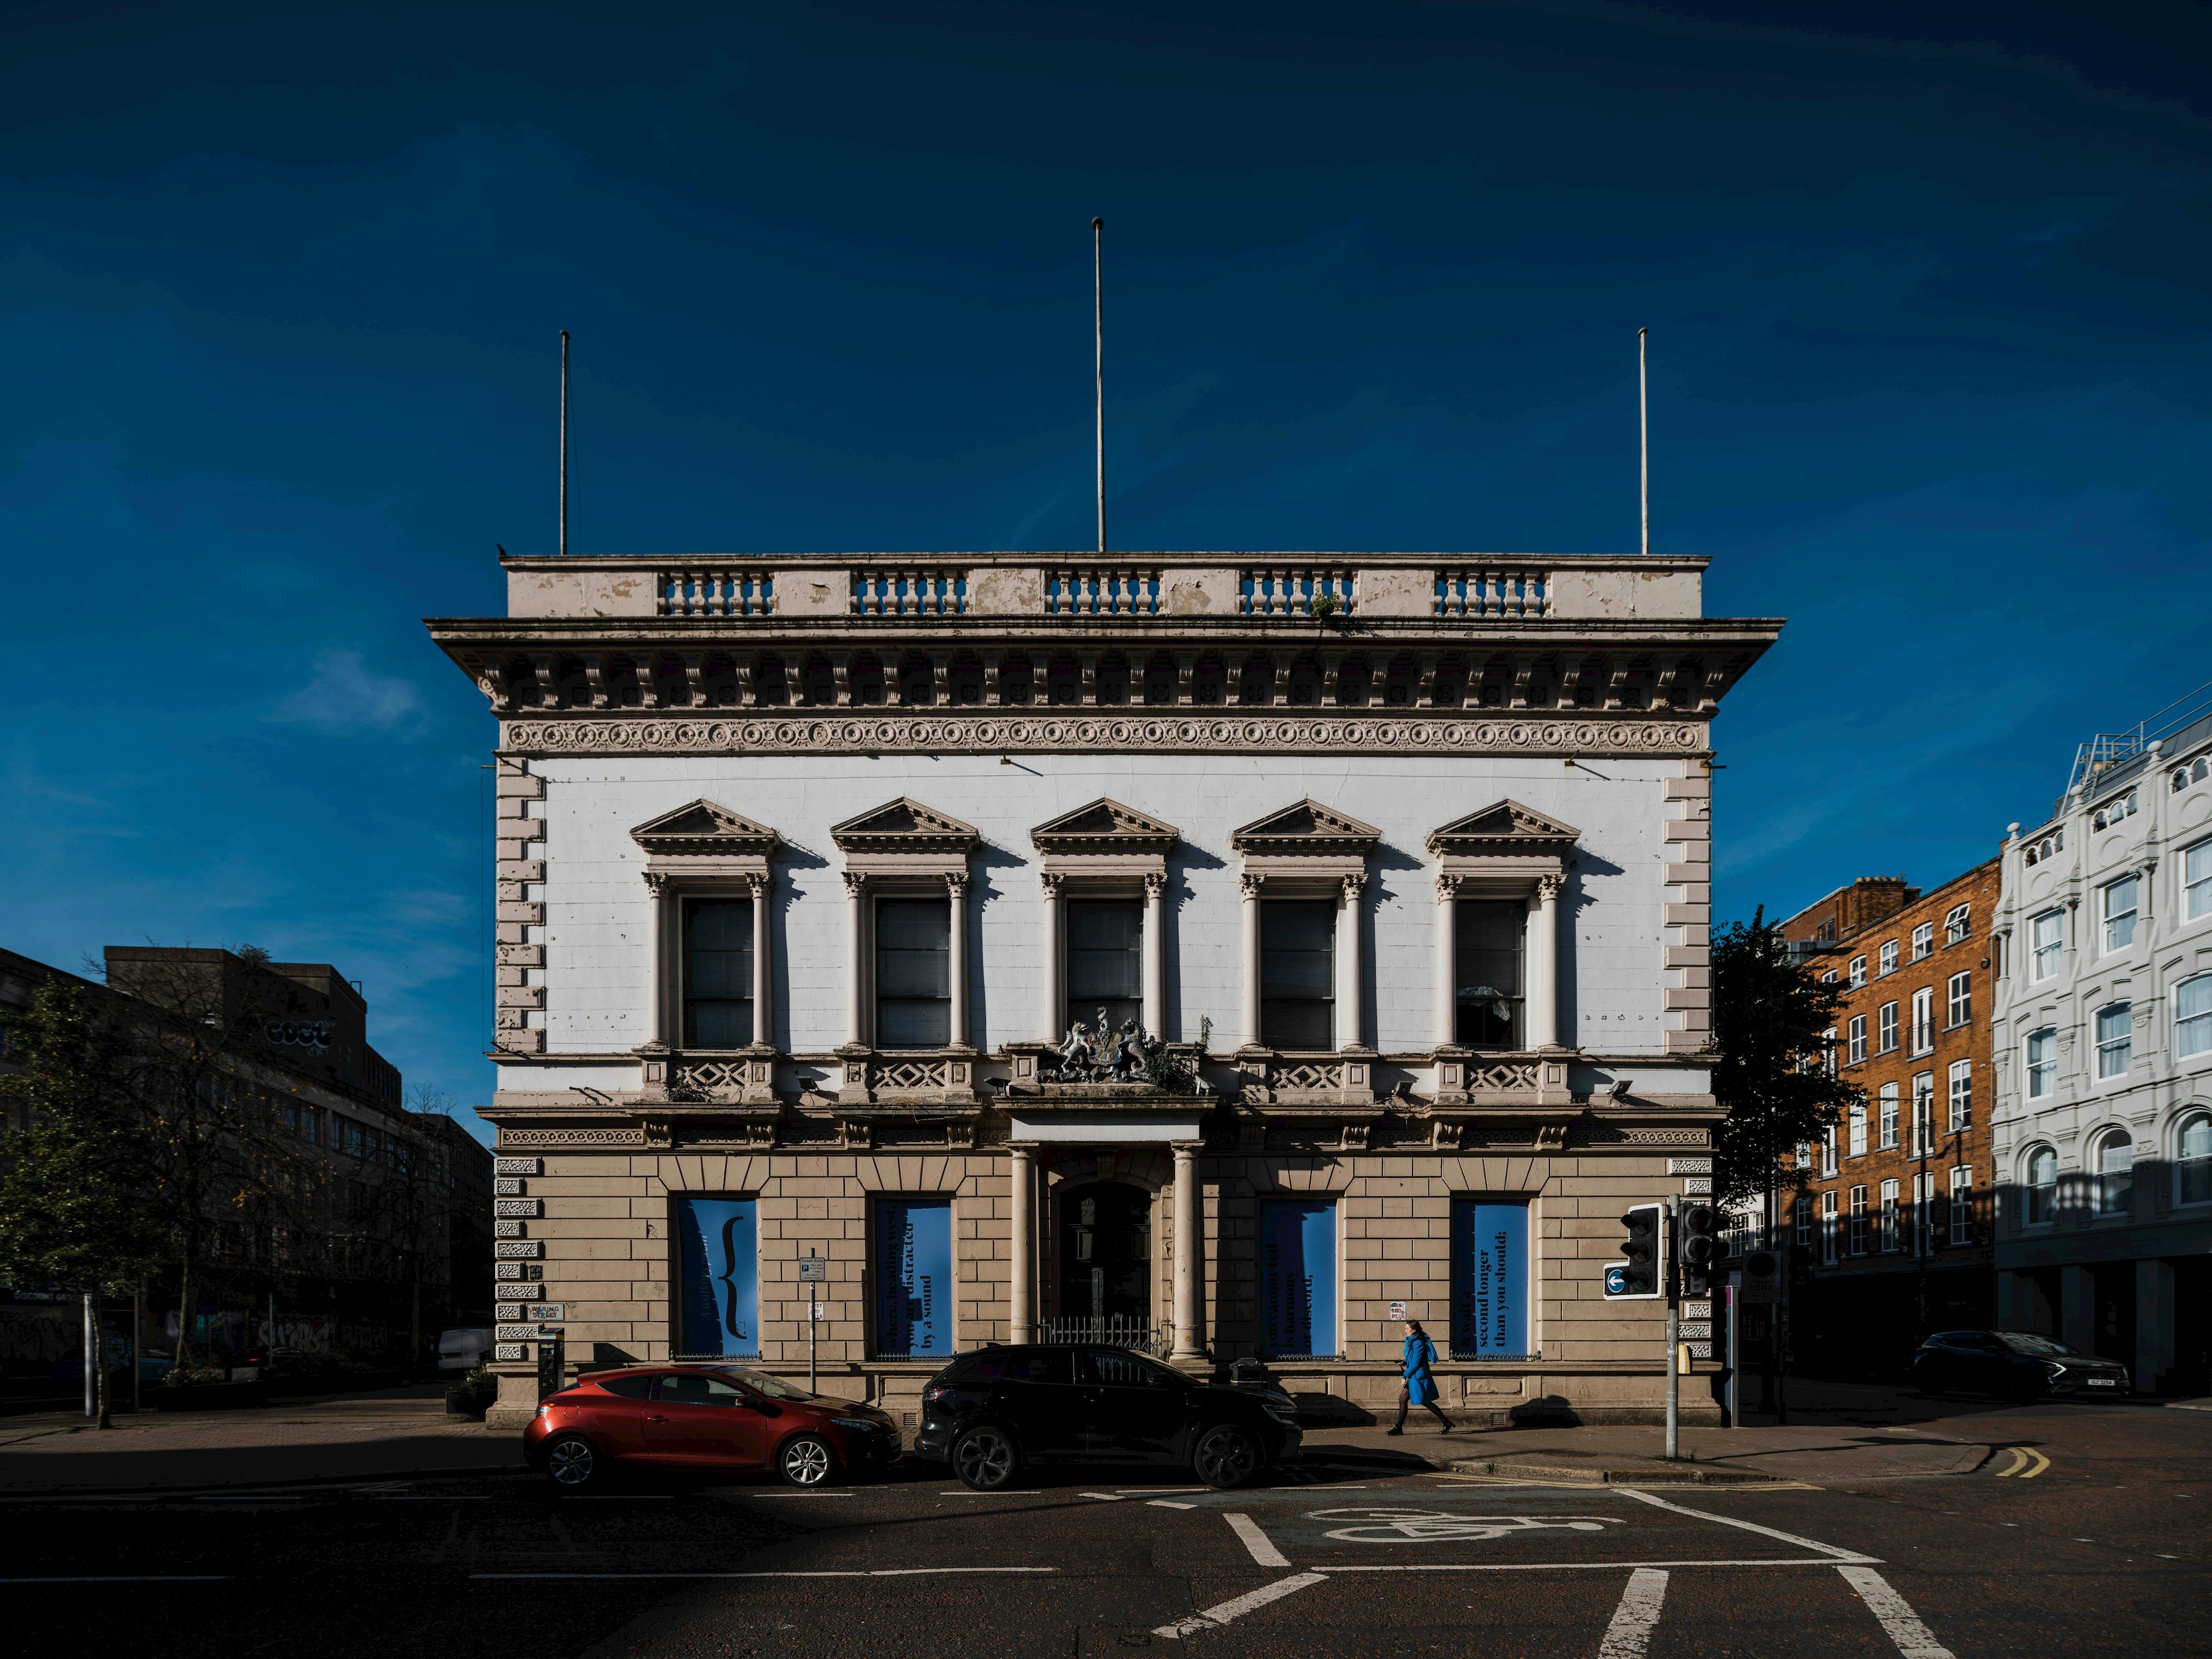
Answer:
[544, 1433, 602, 1491]
[952, 1425, 1021, 1492]
[777, 1434, 839, 1488]
[1193, 1424, 1260, 1490]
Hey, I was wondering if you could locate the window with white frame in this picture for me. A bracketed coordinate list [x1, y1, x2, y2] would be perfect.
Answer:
[1823, 1027, 1838, 1078]
[2189, 839, 2212, 921]
[1822, 1125, 1838, 1177]
[1820, 969, 1836, 984]
[875, 897, 952, 1048]
[1910, 987, 1934, 1054]
[1913, 1170, 1936, 1257]
[1946, 970, 1971, 1029]
[1848, 1015, 1866, 1065]
[2180, 1113, 2212, 1207]
[1879, 940, 1898, 977]
[1848, 955, 1866, 988]
[1065, 897, 1143, 1034]
[1878, 1001, 1898, 1054]
[1879, 1082, 1899, 1150]
[2091, 790, 2139, 831]
[2025, 1144, 2058, 1224]
[1911, 922, 1933, 961]
[1848, 1102, 1867, 1158]
[2179, 974, 2212, 1059]
[2101, 874, 2139, 955]
[1948, 1165, 1973, 1246]
[1848, 1185, 1868, 1255]
[1947, 1058, 1971, 1131]
[2176, 756, 2211, 793]
[681, 897, 757, 1048]
[2095, 1129, 2133, 1217]
[1261, 898, 1337, 1049]
[1878, 1179, 1900, 1252]
[2032, 909, 2064, 980]
[2026, 1027, 2057, 1098]
[1794, 1194, 1812, 1247]
[1912, 1072, 1934, 1156]
[1944, 903, 1971, 946]
[1820, 1189, 1838, 1264]
[2095, 1003, 2132, 1080]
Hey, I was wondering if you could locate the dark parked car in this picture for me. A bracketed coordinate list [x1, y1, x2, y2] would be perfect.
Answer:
[1910, 1330, 2131, 1399]
[523, 1364, 901, 1489]
[915, 1345, 1301, 1491]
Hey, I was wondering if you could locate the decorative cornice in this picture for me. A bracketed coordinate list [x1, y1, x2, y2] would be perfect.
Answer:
[1231, 798, 1384, 857]
[828, 797, 980, 855]
[499, 712, 1711, 759]
[1427, 798, 1581, 857]
[1031, 797, 1180, 857]
[629, 798, 782, 858]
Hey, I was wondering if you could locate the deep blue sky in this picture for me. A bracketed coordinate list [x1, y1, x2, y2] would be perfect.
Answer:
[4, 2, 2207, 1134]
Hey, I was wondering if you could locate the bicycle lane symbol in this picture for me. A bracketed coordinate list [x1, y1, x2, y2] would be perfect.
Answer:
[1303, 1507, 1625, 1545]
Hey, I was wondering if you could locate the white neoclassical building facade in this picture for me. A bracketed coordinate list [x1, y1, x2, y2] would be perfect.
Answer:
[1990, 707, 2212, 1393]
[429, 552, 1777, 1430]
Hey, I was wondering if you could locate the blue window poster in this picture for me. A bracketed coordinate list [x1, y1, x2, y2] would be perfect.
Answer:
[876, 1199, 953, 1358]
[1259, 1199, 1337, 1357]
[675, 1197, 759, 1358]
[1452, 1200, 1531, 1360]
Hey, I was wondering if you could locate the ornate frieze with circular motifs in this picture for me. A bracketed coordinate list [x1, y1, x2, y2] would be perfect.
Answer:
[500, 713, 1707, 757]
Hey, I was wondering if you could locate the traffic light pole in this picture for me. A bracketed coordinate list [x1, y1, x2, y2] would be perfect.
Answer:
[1664, 1193, 1680, 1460]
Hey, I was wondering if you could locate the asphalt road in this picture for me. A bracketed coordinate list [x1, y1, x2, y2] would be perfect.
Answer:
[5, 1398, 2209, 1659]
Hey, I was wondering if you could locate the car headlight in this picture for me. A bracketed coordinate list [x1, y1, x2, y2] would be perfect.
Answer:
[2044, 1362, 2067, 1378]
[832, 1417, 880, 1431]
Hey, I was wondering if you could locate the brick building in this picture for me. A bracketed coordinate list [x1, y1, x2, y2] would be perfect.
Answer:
[1778, 861, 2000, 1377]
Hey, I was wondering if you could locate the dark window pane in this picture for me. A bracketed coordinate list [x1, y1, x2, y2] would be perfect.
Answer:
[1068, 898, 1143, 1032]
[1262, 899, 1334, 1049]
[1456, 899, 1524, 1049]
[684, 898, 753, 1047]
[596, 1374, 655, 1398]
[877, 897, 951, 1049]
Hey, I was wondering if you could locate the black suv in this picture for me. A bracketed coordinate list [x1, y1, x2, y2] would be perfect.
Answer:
[915, 1345, 1301, 1490]
[1910, 1329, 2131, 1399]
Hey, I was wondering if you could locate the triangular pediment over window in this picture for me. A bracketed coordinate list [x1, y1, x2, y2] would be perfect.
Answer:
[1031, 798, 1180, 856]
[1426, 799, 1580, 857]
[1230, 799, 1382, 858]
[831, 797, 980, 855]
[629, 799, 782, 858]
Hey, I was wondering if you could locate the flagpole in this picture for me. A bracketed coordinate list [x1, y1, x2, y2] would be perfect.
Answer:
[1638, 327, 1649, 558]
[1093, 217, 1105, 556]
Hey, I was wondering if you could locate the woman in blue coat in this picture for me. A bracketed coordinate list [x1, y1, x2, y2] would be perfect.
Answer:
[1387, 1318, 1455, 1435]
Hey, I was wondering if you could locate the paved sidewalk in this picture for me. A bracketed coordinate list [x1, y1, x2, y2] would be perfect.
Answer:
[0, 1384, 517, 1495]
[1300, 1415, 1994, 1482]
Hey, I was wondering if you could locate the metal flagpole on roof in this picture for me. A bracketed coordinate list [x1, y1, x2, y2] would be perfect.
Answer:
[1638, 327, 1650, 557]
[1093, 218, 1107, 556]
[559, 331, 571, 557]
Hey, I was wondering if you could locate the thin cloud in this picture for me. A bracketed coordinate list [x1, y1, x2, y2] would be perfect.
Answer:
[268, 649, 422, 733]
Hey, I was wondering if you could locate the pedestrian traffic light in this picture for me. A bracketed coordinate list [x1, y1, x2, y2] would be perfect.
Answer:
[1605, 1203, 1663, 1299]
[1677, 1203, 1720, 1297]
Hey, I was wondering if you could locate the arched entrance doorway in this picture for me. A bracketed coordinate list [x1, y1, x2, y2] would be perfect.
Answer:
[1057, 1180, 1151, 1330]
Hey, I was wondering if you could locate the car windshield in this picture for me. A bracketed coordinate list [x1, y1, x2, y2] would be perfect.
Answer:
[1995, 1332, 2078, 1357]
[712, 1366, 817, 1401]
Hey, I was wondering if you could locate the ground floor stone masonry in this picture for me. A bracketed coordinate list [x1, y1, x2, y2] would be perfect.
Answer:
[483, 1130, 1720, 1432]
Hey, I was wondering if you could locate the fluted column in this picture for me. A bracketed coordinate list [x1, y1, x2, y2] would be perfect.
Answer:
[1009, 1143, 1037, 1343]
[1529, 873, 1563, 1049]
[947, 872, 970, 1050]
[1338, 873, 1366, 1052]
[1142, 872, 1167, 1038]
[1433, 873, 1460, 1047]
[1239, 873, 1264, 1049]
[1039, 872, 1064, 1042]
[748, 871, 773, 1049]
[1170, 1140, 1206, 1365]
[842, 871, 867, 1047]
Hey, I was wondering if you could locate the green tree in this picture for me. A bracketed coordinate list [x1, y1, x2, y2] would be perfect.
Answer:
[1710, 908, 1863, 1213]
[0, 984, 164, 1428]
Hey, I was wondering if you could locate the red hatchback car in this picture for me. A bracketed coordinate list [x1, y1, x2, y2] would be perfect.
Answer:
[523, 1364, 901, 1489]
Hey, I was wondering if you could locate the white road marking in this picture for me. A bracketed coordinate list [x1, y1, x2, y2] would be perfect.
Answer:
[1081, 1491, 1125, 1501]
[750, 1492, 853, 1499]
[1149, 1500, 1197, 1510]
[1837, 1565, 1955, 1658]
[1318, 1557, 1864, 1572]
[1616, 1487, 1876, 1563]
[1226, 1512, 1292, 1568]
[1597, 1568, 1668, 1659]
[1153, 1572, 1328, 1639]
[471, 1567, 1057, 1580]
[1118, 1487, 1208, 1495]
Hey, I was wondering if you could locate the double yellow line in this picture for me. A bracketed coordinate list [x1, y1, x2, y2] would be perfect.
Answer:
[1992, 1445, 2050, 1478]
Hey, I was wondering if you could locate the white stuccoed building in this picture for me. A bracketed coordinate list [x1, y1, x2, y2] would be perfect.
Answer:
[1989, 704, 2212, 1393]
[429, 553, 1777, 1430]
